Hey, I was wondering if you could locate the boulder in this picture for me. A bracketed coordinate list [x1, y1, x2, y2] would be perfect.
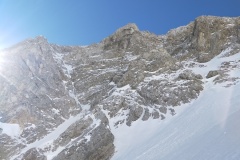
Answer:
[206, 70, 219, 78]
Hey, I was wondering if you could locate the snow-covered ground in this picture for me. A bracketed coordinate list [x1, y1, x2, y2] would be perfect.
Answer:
[10, 112, 100, 160]
[110, 50, 240, 160]
[0, 122, 21, 138]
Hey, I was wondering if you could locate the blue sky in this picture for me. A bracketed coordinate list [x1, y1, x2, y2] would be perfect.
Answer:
[0, 0, 239, 49]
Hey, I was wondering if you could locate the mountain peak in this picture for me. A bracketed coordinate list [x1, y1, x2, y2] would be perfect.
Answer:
[115, 23, 139, 33]
[101, 23, 140, 50]
[29, 35, 48, 44]
[109, 23, 139, 39]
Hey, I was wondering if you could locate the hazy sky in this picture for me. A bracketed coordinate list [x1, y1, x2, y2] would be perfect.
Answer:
[0, 0, 239, 49]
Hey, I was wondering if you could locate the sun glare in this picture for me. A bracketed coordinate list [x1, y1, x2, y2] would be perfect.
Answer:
[0, 50, 5, 71]
[0, 50, 9, 84]
[0, 52, 2, 69]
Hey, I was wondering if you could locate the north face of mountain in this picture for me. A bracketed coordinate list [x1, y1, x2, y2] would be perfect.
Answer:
[0, 15, 240, 160]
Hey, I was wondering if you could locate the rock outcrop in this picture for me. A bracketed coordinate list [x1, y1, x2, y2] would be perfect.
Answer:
[164, 16, 240, 62]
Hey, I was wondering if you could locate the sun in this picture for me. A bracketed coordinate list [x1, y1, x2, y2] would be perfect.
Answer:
[0, 50, 9, 83]
[0, 40, 9, 50]
[0, 50, 6, 72]
[0, 44, 6, 51]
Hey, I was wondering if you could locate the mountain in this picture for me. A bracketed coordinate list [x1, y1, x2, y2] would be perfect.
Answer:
[0, 15, 240, 160]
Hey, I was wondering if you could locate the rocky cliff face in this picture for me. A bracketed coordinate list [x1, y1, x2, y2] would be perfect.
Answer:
[0, 16, 240, 160]
[165, 16, 240, 61]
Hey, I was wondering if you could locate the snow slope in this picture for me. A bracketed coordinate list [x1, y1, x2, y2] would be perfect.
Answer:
[111, 51, 240, 160]
[10, 112, 101, 160]
[0, 122, 21, 138]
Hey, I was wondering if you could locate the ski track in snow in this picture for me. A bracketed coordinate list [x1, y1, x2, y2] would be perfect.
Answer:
[111, 50, 240, 160]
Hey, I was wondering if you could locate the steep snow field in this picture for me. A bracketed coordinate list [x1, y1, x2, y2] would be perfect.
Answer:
[111, 50, 240, 160]
[0, 122, 21, 138]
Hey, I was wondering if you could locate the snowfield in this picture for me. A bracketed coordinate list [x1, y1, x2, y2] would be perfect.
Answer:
[110, 50, 240, 160]
[0, 122, 21, 138]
